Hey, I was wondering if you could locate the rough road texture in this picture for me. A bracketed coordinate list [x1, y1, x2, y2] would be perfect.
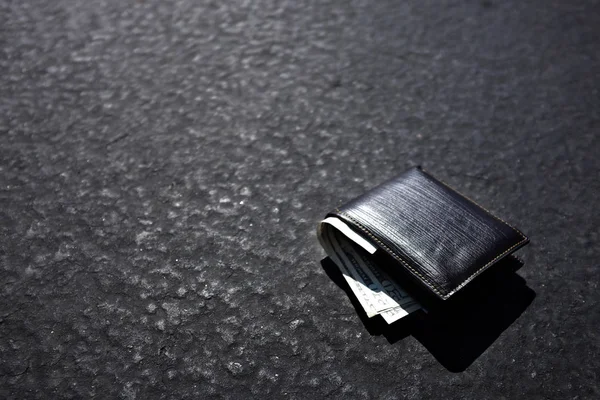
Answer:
[1, 0, 599, 399]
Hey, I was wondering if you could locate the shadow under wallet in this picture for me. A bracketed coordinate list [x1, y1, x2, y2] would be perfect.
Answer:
[321, 255, 536, 372]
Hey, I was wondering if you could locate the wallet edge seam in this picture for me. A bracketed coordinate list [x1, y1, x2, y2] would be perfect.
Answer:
[333, 209, 529, 300]
[443, 235, 529, 298]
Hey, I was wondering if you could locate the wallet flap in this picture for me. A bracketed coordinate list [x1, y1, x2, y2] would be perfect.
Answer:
[330, 167, 529, 300]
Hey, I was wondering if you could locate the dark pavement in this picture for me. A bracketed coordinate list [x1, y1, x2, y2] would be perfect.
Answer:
[1, 0, 599, 398]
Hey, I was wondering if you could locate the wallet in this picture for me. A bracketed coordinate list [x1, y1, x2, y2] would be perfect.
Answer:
[322, 166, 529, 304]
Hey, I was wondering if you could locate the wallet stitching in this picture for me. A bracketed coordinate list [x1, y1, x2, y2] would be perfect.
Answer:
[336, 205, 529, 299]
[443, 236, 528, 299]
[334, 209, 445, 296]
[420, 168, 527, 241]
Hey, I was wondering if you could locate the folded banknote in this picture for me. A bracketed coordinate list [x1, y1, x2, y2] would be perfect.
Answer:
[317, 217, 422, 324]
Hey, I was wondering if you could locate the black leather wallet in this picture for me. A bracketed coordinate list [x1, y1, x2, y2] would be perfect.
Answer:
[326, 166, 529, 302]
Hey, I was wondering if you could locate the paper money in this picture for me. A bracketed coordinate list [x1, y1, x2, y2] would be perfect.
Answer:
[317, 223, 382, 317]
[318, 217, 422, 324]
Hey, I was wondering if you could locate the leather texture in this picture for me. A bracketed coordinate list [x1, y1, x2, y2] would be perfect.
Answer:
[330, 167, 529, 300]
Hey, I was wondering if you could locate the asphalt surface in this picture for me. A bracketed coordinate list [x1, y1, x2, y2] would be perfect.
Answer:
[1, 0, 599, 399]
